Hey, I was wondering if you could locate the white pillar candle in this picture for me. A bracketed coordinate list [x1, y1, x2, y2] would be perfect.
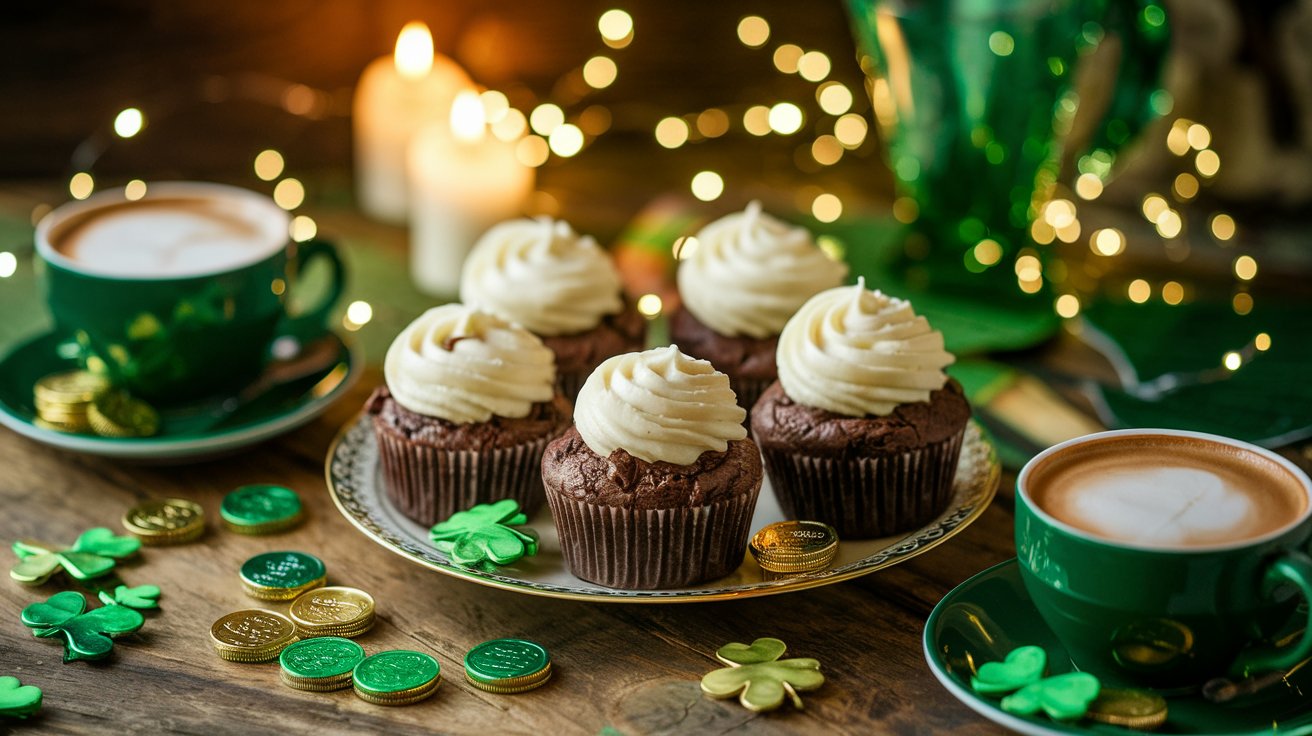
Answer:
[408, 91, 535, 296]
[353, 21, 471, 224]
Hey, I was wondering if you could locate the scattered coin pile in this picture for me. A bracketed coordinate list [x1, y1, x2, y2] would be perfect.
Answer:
[209, 548, 553, 707]
[33, 371, 159, 438]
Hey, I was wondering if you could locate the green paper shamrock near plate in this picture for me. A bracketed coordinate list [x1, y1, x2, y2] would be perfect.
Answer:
[926, 559, 1312, 735]
[700, 637, 824, 712]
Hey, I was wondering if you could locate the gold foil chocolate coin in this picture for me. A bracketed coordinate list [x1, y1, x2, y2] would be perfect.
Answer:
[749, 520, 839, 573]
[289, 586, 376, 638]
[353, 650, 442, 706]
[88, 390, 159, 438]
[35, 371, 109, 405]
[121, 498, 205, 545]
[32, 370, 108, 434]
[1085, 687, 1168, 730]
[210, 609, 298, 662]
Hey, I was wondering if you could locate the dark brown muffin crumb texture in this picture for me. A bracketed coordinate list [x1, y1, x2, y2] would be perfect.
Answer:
[668, 305, 777, 381]
[367, 386, 572, 451]
[542, 303, 646, 375]
[751, 379, 971, 458]
[541, 427, 762, 510]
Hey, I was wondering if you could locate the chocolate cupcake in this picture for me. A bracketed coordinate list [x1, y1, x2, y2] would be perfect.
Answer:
[541, 346, 763, 589]
[751, 279, 970, 539]
[672, 200, 847, 414]
[460, 217, 645, 403]
[369, 305, 571, 526]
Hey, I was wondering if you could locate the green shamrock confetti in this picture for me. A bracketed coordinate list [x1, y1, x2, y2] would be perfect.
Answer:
[10, 527, 141, 585]
[21, 591, 145, 663]
[700, 637, 825, 712]
[429, 499, 539, 571]
[1001, 672, 1101, 721]
[970, 645, 1046, 695]
[97, 584, 161, 610]
[0, 676, 42, 719]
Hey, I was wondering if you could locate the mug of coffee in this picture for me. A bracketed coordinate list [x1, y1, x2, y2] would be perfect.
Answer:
[1016, 429, 1312, 690]
[34, 182, 345, 401]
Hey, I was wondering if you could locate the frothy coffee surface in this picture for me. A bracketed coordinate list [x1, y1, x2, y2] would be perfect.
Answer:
[50, 196, 283, 277]
[1029, 435, 1307, 548]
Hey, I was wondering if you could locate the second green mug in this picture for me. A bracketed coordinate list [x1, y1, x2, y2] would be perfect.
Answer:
[1016, 429, 1312, 690]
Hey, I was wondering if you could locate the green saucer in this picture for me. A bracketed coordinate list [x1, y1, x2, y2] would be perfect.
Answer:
[0, 330, 359, 462]
[925, 559, 1312, 735]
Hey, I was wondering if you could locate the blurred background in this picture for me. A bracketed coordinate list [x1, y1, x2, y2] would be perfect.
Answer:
[1, 0, 1309, 464]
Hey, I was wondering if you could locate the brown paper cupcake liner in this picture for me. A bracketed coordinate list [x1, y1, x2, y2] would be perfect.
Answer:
[376, 426, 553, 527]
[545, 488, 761, 590]
[761, 428, 966, 539]
[729, 375, 775, 418]
[555, 368, 590, 407]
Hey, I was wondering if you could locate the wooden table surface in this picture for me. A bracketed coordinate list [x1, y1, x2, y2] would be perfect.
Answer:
[0, 363, 1019, 735]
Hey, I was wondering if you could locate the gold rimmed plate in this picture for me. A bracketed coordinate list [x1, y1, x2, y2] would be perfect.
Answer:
[326, 415, 1000, 603]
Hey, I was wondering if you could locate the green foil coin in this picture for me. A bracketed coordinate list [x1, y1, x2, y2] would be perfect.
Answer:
[222, 485, 303, 533]
[354, 650, 441, 695]
[240, 551, 325, 591]
[280, 637, 366, 680]
[465, 639, 550, 684]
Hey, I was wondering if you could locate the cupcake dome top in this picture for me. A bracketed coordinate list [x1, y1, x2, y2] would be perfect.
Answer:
[777, 278, 954, 417]
[384, 304, 556, 424]
[574, 345, 747, 465]
[460, 216, 623, 337]
[677, 200, 848, 339]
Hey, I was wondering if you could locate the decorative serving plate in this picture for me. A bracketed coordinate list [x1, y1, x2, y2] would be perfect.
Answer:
[327, 416, 1000, 602]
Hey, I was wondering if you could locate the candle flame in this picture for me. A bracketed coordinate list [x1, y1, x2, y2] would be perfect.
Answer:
[394, 22, 434, 80]
[450, 90, 486, 144]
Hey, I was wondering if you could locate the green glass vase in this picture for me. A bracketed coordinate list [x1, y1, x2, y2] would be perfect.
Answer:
[846, 0, 1170, 303]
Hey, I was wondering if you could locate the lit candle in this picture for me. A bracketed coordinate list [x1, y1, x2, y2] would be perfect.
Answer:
[408, 91, 535, 296]
[353, 21, 471, 224]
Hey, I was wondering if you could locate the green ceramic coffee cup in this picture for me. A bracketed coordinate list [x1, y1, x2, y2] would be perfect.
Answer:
[1016, 429, 1312, 690]
[34, 182, 344, 402]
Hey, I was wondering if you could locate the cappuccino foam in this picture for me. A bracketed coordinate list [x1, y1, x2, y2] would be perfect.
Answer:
[49, 193, 285, 278]
[1028, 435, 1307, 548]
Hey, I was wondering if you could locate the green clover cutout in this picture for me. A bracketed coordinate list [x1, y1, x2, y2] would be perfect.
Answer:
[971, 645, 1047, 695]
[700, 637, 825, 712]
[1001, 672, 1101, 721]
[10, 528, 141, 585]
[429, 499, 539, 571]
[0, 676, 43, 719]
[21, 591, 145, 663]
[98, 584, 161, 610]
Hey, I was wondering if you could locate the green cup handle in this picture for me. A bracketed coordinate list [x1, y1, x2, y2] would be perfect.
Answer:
[1078, 0, 1171, 180]
[275, 238, 346, 346]
[1230, 552, 1312, 677]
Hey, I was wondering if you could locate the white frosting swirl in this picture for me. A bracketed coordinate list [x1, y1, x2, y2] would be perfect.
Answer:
[777, 279, 954, 417]
[384, 304, 556, 424]
[575, 346, 747, 465]
[460, 217, 623, 336]
[677, 200, 848, 338]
